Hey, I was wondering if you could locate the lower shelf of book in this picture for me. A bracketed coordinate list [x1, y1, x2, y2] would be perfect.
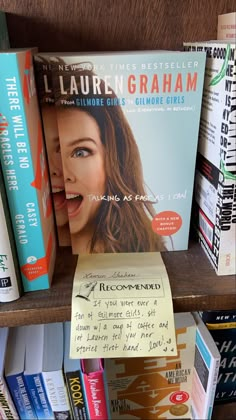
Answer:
[0, 240, 235, 327]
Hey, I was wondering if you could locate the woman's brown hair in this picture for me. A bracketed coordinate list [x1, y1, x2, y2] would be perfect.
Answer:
[53, 61, 167, 253]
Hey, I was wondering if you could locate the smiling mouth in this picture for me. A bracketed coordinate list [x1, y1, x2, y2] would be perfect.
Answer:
[52, 187, 67, 210]
[66, 193, 84, 216]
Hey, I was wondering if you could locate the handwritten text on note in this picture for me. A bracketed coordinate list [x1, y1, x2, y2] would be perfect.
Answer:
[70, 252, 177, 359]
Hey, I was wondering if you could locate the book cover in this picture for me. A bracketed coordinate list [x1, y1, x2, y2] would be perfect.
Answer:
[42, 322, 71, 420]
[191, 312, 221, 420]
[0, 48, 57, 291]
[81, 358, 110, 420]
[33, 54, 71, 247]
[63, 321, 89, 420]
[184, 41, 236, 275]
[4, 326, 37, 419]
[0, 165, 22, 302]
[199, 310, 236, 404]
[217, 12, 236, 40]
[104, 312, 196, 419]
[23, 324, 54, 419]
[0, 11, 10, 50]
[50, 50, 206, 254]
[0, 327, 19, 419]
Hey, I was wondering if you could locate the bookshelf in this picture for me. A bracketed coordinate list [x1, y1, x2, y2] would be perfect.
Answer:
[0, 0, 235, 418]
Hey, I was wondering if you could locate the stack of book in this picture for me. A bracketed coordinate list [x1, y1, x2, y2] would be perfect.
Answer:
[0, 313, 223, 419]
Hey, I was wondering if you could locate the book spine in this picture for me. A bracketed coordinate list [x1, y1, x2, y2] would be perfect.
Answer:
[42, 370, 72, 419]
[0, 377, 19, 419]
[0, 51, 56, 292]
[82, 369, 109, 420]
[24, 373, 54, 419]
[6, 374, 37, 420]
[0, 167, 21, 302]
[65, 371, 89, 420]
[207, 358, 221, 419]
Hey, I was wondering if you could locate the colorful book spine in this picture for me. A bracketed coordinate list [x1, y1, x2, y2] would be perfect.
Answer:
[63, 321, 89, 419]
[24, 373, 54, 420]
[81, 359, 110, 420]
[199, 310, 236, 404]
[33, 54, 71, 247]
[65, 371, 88, 420]
[0, 49, 56, 292]
[191, 312, 221, 420]
[6, 373, 37, 420]
[0, 165, 21, 302]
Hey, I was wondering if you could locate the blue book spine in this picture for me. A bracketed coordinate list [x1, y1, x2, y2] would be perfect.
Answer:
[6, 373, 37, 420]
[0, 50, 56, 292]
[24, 373, 54, 419]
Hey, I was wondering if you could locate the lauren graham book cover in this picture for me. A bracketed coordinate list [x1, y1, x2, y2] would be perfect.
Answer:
[48, 50, 206, 255]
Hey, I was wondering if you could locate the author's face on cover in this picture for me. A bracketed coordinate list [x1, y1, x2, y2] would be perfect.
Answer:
[56, 108, 106, 235]
[42, 106, 68, 227]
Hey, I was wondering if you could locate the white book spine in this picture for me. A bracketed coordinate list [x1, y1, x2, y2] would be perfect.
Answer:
[0, 190, 20, 302]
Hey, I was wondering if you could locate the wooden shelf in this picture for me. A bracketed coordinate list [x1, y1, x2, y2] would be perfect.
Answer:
[0, 240, 235, 327]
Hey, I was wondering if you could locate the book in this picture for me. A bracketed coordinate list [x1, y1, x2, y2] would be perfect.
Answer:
[217, 12, 236, 40]
[183, 41, 236, 275]
[49, 50, 206, 254]
[199, 310, 236, 404]
[33, 54, 71, 247]
[191, 311, 221, 420]
[0, 164, 22, 302]
[81, 358, 110, 420]
[0, 48, 57, 291]
[4, 326, 37, 419]
[41, 322, 71, 420]
[104, 312, 196, 419]
[0, 11, 10, 50]
[63, 321, 89, 420]
[23, 324, 54, 419]
[0, 327, 19, 419]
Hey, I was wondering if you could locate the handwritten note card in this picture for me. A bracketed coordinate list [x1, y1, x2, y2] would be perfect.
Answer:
[70, 252, 177, 359]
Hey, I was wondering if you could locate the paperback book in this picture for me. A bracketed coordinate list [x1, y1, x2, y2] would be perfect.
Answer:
[24, 324, 54, 419]
[63, 321, 89, 420]
[0, 327, 19, 419]
[41, 322, 71, 420]
[34, 54, 71, 247]
[217, 12, 236, 40]
[49, 50, 206, 254]
[0, 165, 22, 302]
[199, 310, 236, 404]
[0, 48, 57, 291]
[105, 312, 196, 419]
[191, 312, 221, 420]
[4, 326, 37, 419]
[184, 41, 236, 275]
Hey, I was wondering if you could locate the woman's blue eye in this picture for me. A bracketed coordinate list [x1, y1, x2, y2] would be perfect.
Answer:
[72, 148, 90, 158]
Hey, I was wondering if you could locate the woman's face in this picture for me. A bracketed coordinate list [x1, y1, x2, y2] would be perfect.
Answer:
[42, 106, 68, 227]
[56, 107, 106, 236]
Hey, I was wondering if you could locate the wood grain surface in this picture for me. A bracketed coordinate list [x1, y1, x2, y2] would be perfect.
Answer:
[0, 0, 235, 52]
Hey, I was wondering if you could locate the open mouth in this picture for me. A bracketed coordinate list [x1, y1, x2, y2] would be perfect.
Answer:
[52, 187, 67, 210]
[66, 193, 84, 216]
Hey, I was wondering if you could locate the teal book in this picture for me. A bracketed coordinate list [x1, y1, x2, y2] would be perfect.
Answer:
[0, 11, 10, 49]
[49, 50, 206, 254]
[0, 49, 57, 292]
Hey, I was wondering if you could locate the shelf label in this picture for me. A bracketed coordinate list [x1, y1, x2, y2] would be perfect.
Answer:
[70, 252, 177, 359]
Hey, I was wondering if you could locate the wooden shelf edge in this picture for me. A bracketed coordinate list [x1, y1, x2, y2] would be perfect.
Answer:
[0, 241, 235, 327]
